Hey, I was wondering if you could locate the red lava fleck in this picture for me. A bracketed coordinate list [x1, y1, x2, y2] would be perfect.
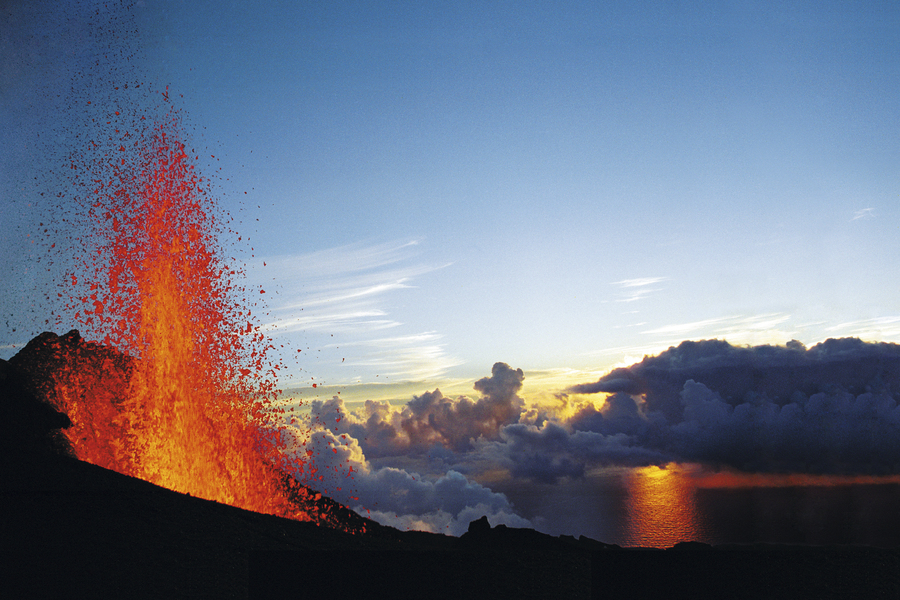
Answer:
[49, 106, 362, 533]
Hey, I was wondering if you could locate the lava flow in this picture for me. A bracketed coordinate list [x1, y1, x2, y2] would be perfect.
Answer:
[38, 109, 362, 532]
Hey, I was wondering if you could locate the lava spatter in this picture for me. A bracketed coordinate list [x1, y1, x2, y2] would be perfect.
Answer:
[49, 108, 362, 532]
[9, 0, 361, 533]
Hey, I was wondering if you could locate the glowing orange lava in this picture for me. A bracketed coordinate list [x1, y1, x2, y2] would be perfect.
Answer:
[47, 110, 361, 531]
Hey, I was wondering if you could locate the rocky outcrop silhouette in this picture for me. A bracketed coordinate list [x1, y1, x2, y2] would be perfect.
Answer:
[5, 330, 133, 466]
[0, 349, 72, 458]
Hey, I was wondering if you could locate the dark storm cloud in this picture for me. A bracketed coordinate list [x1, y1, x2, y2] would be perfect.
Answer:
[666, 380, 900, 474]
[478, 421, 668, 484]
[564, 378, 640, 395]
[472, 362, 525, 408]
[569, 392, 652, 437]
[569, 338, 900, 422]
[563, 338, 900, 474]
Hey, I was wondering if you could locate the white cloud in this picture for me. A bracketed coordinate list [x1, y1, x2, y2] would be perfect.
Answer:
[247, 238, 459, 382]
[612, 277, 668, 288]
[282, 395, 533, 536]
[267, 239, 424, 280]
[709, 313, 794, 345]
[261, 310, 399, 334]
[611, 277, 668, 303]
[641, 316, 735, 336]
[851, 207, 874, 221]
[640, 313, 793, 345]
[824, 316, 900, 343]
[333, 332, 464, 380]
[293, 281, 415, 310]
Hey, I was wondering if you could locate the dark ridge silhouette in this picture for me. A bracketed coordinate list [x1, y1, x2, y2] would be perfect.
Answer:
[2, 333, 899, 598]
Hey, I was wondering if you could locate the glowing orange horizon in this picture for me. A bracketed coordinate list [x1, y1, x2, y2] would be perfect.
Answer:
[688, 468, 900, 489]
[621, 464, 704, 547]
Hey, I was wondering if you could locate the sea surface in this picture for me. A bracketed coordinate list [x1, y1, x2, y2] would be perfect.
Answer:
[490, 466, 900, 548]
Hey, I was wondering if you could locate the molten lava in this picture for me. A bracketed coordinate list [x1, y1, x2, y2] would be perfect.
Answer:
[43, 112, 361, 531]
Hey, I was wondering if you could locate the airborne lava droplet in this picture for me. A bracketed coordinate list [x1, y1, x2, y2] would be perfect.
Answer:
[50, 108, 363, 533]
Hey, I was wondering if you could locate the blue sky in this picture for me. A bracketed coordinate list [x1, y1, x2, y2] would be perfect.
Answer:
[3, 0, 900, 541]
[3, 0, 900, 395]
[146, 0, 900, 399]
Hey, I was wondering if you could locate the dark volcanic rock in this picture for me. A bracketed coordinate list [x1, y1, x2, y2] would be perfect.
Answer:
[6, 330, 134, 470]
[0, 355, 72, 458]
[671, 540, 714, 551]
[466, 514, 491, 535]
[8, 330, 135, 405]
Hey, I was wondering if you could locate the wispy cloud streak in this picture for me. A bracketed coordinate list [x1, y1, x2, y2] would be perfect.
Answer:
[611, 277, 667, 303]
[250, 239, 460, 382]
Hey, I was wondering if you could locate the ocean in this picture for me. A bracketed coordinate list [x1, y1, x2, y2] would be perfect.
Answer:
[489, 466, 900, 548]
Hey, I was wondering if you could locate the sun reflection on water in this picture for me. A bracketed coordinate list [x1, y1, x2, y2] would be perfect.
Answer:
[622, 464, 706, 548]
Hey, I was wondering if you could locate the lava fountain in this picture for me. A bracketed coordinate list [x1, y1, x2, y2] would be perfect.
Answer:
[35, 107, 361, 531]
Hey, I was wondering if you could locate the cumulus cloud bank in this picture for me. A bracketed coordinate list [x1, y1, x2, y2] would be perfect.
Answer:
[285, 340, 900, 534]
[564, 338, 900, 474]
[312, 362, 525, 458]
[283, 363, 532, 535]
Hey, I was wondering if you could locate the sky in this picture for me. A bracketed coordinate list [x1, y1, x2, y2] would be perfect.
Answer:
[3, 0, 900, 540]
[5, 0, 899, 398]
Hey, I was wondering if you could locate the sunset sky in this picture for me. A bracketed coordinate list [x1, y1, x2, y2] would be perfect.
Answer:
[3, 1, 900, 540]
[4, 1, 899, 397]
[154, 0, 900, 401]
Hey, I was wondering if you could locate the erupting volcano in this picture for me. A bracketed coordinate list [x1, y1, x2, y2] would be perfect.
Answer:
[24, 106, 363, 532]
